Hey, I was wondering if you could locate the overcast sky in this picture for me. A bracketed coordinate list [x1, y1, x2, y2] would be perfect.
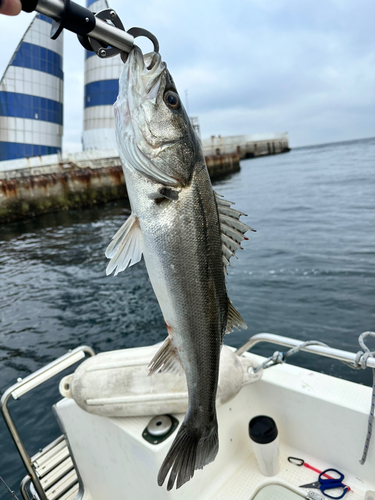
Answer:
[1, 0, 374, 151]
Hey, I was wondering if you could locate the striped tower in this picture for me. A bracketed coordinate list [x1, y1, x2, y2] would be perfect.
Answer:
[0, 15, 63, 161]
[82, 0, 123, 151]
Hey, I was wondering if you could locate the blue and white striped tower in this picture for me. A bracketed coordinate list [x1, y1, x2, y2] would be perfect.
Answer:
[0, 15, 64, 161]
[82, 0, 123, 151]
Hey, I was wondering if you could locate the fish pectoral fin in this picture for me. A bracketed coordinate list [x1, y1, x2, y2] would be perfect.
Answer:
[148, 186, 180, 203]
[226, 297, 247, 335]
[158, 187, 180, 201]
[148, 337, 184, 376]
[214, 191, 255, 274]
[105, 214, 144, 276]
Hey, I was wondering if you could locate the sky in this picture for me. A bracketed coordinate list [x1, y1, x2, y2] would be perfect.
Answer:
[0, 0, 374, 151]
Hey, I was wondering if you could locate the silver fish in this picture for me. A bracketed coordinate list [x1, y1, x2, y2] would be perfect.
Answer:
[106, 47, 251, 490]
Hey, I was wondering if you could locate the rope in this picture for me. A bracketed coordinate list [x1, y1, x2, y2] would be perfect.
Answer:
[251, 331, 375, 465]
[0, 475, 20, 500]
[253, 340, 328, 373]
[351, 331, 375, 465]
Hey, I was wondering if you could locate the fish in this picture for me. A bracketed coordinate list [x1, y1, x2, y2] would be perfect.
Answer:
[105, 47, 251, 490]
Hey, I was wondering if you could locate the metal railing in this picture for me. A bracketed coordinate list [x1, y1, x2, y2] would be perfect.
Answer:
[2, 334, 374, 499]
[236, 332, 375, 369]
[0, 346, 95, 500]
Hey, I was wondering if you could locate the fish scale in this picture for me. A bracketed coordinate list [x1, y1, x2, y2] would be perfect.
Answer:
[106, 46, 250, 490]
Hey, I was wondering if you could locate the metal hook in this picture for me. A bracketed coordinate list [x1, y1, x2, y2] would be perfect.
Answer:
[121, 27, 160, 63]
[288, 456, 305, 466]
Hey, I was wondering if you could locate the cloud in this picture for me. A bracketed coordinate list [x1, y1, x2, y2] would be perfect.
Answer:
[0, 0, 374, 151]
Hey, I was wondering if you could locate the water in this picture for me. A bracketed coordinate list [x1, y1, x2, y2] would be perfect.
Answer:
[1, 137, 374, 495]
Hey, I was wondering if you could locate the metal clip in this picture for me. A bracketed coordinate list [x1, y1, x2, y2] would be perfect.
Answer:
[81, 10, 160, 61]
[306, 491, 324, 500]
[28, 0, 159, 60]
[87, 8, 126, 58]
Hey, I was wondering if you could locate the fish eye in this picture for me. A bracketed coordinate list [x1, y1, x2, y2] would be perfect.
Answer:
[164, 91, 181, 110]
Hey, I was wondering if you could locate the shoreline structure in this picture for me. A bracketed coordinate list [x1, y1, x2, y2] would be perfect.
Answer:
[0, 8, 289, 224]
[0, 133, 290, 223]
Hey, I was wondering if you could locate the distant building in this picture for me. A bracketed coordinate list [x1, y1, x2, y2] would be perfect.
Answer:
[0, 15, 290, 164]
[82, 0, 123, 151]
[201, 133, 290, 159]
[190, 117, 201, 139]
[0, 14, 63, 161]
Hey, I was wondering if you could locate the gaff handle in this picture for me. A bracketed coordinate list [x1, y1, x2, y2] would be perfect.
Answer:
[20, 0, 96, 39]
[20, 0, 38, 12]
[18, 0, 158, 59]
[18, 0, 136, 56]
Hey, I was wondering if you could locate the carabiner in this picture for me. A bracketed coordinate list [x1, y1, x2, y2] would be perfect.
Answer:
[288, 457, 305, 466]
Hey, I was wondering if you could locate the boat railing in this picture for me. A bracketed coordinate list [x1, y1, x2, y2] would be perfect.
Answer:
[1, 334, 374, 499]
[236, 332, 375, 369]
[0, 345, 95, 500]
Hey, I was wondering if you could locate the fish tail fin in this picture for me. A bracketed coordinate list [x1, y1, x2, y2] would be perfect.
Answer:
[158, 416, 218, 491]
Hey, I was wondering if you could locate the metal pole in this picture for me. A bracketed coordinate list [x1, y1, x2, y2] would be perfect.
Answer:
[0, 346, 95, 500]
[30, 0, 135, 54]
[236, 332, 375, 369]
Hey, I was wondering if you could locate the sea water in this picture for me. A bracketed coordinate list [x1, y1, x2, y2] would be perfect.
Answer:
[0, 137, 374, 493]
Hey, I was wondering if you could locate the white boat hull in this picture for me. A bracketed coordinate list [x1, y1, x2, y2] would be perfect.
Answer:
[53, 347, 375, 500]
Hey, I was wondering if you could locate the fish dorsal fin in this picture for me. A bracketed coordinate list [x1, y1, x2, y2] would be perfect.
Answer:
[215, 191, 255, 274]
[105, 214, 144, 276]
[148, 337, 184, 376]
[214, 192, 250, 336]
[226, 297, 247, 334]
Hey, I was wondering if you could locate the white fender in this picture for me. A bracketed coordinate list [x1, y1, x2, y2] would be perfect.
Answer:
[59, 344, 262, 417]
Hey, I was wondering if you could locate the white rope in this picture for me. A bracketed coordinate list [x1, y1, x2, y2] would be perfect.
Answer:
[351, 331, 375, 465]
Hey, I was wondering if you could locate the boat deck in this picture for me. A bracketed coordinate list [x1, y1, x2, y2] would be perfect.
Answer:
[53, 350, 375, 500]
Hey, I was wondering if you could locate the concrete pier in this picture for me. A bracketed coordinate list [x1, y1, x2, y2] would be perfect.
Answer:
[202, 133, 290, 159]
[0, 150, 240, 223]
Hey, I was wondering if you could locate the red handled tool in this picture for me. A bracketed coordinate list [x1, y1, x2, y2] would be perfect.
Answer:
[288, 457, 352, 493]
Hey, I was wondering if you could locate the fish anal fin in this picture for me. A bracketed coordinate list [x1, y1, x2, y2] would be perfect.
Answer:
[226, 298, 247, 335]
[148, 336, 184, 376]
[105, 214, 144, 276]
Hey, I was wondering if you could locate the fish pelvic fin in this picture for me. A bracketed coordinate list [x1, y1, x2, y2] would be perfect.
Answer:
[105, 214, 144, 276]
[226, 297, 247, 335]
[214, 191, 255, 274]
[148, 336, 184, 376]
[158, 417, 219, 490]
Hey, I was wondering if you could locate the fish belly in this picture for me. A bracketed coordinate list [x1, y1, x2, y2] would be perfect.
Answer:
[126, 161, 227, 489]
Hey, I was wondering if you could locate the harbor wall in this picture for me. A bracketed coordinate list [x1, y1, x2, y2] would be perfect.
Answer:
[0, 151, 240, 223]
[201, 132, 290, 159]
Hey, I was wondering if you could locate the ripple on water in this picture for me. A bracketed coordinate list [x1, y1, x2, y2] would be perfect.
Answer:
[1, 140, 375, 491]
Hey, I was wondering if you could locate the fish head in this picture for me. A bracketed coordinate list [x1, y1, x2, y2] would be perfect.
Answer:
[114, 47, 201, 187]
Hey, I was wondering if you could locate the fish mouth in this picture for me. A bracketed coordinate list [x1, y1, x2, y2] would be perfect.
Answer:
[127, 46, 166, 100]
[115, 46, 166, 133]
[115, 47, 181, 187]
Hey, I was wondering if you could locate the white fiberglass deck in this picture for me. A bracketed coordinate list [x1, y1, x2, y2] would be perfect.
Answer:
[54, 349, 375, 500]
